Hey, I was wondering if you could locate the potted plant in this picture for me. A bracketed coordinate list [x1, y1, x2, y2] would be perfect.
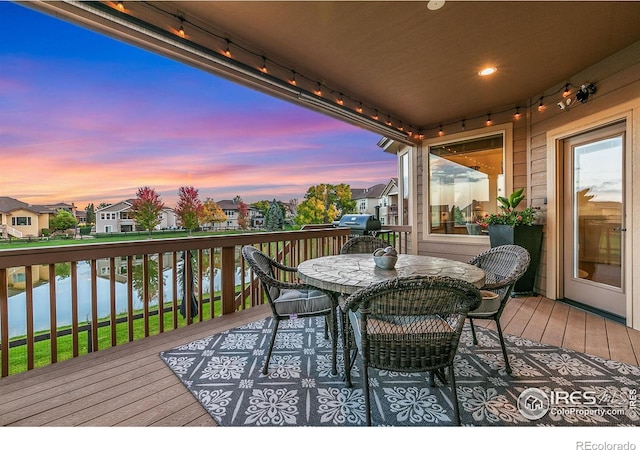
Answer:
[477, 188, 542, 295]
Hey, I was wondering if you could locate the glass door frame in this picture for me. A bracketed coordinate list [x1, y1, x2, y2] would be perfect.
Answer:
[545, 104, 636, 328]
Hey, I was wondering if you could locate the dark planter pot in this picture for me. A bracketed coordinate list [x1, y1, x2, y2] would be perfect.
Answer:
[488, 224, 543, 295]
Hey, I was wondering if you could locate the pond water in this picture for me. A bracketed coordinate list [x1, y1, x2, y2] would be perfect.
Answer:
[3, 261, 249, 339]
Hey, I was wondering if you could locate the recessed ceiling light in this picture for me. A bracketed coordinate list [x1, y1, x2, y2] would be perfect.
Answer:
[478, 67, 497, 76]
[427, 1, 445, 11]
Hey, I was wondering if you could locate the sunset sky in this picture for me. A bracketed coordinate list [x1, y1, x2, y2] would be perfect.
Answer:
[0, 2, 396, 210]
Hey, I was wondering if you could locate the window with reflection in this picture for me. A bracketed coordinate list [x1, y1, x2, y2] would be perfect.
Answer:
[428, 133, 505, 235]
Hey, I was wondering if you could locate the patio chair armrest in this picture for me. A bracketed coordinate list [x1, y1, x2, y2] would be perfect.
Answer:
[268, 258, 299, 273]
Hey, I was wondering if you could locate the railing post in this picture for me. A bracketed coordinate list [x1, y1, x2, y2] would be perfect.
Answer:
[220, 245, 236, 315]
[0, 268, 8, 377]
[87, 321, 93, 353]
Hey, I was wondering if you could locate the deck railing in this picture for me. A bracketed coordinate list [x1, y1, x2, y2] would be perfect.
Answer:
[0, 226, 411, 377]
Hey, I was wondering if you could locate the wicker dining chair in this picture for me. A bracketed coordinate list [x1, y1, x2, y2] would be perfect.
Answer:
[342, 275, 482, 426]
[467, 244, 531, 375]
[340, 235, 391, 254]
[241, 245, 338, 375]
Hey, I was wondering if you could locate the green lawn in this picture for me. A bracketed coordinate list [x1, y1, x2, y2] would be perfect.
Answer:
[0, 228, 274, 249]
[5, 291, 247, 376]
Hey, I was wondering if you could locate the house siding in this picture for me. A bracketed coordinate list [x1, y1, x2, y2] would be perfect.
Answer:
[413, 40, 640, 307]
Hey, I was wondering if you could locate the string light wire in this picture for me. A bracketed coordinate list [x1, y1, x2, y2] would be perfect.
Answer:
[115, 2, 592, 141]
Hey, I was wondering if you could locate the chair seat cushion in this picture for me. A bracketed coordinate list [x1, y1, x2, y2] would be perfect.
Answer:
[348, 310, 454, 350]
[274, 288, 333, 316]
[468, 290, 503, 316]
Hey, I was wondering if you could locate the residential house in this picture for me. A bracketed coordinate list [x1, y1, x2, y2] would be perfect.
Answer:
[95, 200, 177, 233]
[352, 183, 385, 216]
[378, 178, 401, 226]
[44, 202, 78, 217]
[350, 180, 400, 226]
[215, 199, 262, 230]
[0, 196, 55, 238]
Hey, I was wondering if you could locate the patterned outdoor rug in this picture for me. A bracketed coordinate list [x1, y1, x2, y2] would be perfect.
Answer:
[159, 317, 640, 426]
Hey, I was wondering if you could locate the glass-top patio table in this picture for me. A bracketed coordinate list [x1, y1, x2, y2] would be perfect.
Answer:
[297, 253, 486, 296]
[298, 253, 486, 384]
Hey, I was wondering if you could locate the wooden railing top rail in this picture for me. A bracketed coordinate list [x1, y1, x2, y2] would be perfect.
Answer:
[0, 228, 354, 268]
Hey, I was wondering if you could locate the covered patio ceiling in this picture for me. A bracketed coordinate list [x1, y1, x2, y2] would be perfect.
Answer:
[23, 1, 640, 141]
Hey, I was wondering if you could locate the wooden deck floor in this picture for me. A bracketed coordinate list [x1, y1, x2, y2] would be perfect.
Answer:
[1, 295, 639, 427]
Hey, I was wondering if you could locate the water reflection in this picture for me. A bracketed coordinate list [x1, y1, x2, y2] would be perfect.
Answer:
[5, 257, 250, 338]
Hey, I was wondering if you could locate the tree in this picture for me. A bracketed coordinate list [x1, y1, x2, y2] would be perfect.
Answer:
[251, 200, 271, 216]
[175, 186, 204, 235]
[294, 183, 355, 225]
[130, 186, 165, 236]
[202, 198, 227, 230]
[235, 196, 250, 230]
[49, 209, 78, 233]
[265, 199, 284, 231]
[85, 203, 96, 225]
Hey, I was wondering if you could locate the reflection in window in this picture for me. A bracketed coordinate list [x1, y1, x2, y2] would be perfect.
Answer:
[401, 152, 409, 225]
[429, 134, 504, 235]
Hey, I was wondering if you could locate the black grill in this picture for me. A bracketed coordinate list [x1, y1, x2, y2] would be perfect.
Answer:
[337, 214, 381, 236]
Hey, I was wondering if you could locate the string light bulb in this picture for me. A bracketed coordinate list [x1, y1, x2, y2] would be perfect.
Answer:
[357, 102, 363, 114]
[438, 125, 444, 136]
[289, 70, 296, 86]
[178, 16, 185, 37]
[260, 56, 268, 73]
[538, 96, 545, 111]
[514, 107, 521, 120]
[224, 39, 232, 58]
[373, 110, 379, 121]
[386, 116, 392, 126]
[486, 114, 492, 126]
[562, 84, 571, 98]
[315, 83, 322, 96]
[337, 94, 344, 106]
[461, 119, 466, 130]
[117, 1, 124, 11]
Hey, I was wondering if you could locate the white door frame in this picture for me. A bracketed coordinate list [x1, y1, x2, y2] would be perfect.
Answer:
[545, 98, 639, 330]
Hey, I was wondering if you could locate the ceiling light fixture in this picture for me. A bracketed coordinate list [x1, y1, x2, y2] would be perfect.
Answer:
[478, 67, 497, 77]
[427, 1, 445, 11]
